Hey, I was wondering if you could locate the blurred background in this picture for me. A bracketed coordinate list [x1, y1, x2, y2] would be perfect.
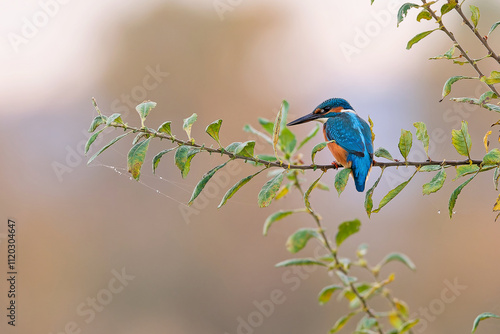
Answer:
[1, 0, 500, 333]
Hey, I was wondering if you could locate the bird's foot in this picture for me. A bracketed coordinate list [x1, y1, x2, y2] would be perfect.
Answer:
[331, 162, 340, 169]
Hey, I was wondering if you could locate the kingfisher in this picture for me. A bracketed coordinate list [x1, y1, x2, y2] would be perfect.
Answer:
[287, 98, 374, 192]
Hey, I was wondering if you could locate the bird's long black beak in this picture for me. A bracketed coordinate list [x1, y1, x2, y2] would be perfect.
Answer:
[287, 112, 321, 126]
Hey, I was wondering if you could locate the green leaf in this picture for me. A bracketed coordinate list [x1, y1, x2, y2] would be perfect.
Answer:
[422, 167, 446, 195]
[452, 121, 472, 158]
[85, 129, 104, 154]
[399, 319, 419, 333]
[365, 168, 385, 218]
[243, 124, 273, 145]
[311, 140, 335, 164]
[304, 172, 325, 212]
[441, 1, 457, 15]
[398, 129, 413, 161]
[273, 101, 287, 160]
[373, 170, 417, 213]
[478, 92, 498, 105]
[331, 312, 357, 333]
[481, 71, 500, 85]
[218, 168, 265, 208]
[225, 142, 242, 154]
[488, 21, 500, 36]
[258, 171, 285, 208]
[275, 258, 326, 267]
[336, 219, 361, 247]
[318, 285, 343, 305]
[374, 147, 394, 161]
[188, 161, 229, 205]
[417, 9, 432, 22]
[377, 252, 416, 271]
[157, 121, 173, 136]
[470, 5, 480, 29]
[406, 29, 437, 50]
[89, 115, 107, 133]
[397, 3, 419, 27]
[449, 171, 479, 218]
[419, 165, 443, 172]
[258, 118, 274, 135]
[451, 97, 480, 105]
[279, 127, 297, 155]
[297, 123, 321, 150]
[183, 113, 198, 140]
[334, 168, 351, 196]
[494, 166, 500, 190]
[484, 103, 500, 113]
[127, 138, 151, 180]
[356, 317, 379, 332]
[87, 132, 131, 165]
[316, 182, 330, 191]
[263, 210, 302, 236]
[280, 100, 290, 131]
[234, 141, 256, 158]
[174, 146, 201, 178]
[286, 228, 320, 253]
[442, 76, 476, 100]
[206, 119, 223, 146]
[483, 148, 500, 165]
[152, 147, 177, 173]
[413, 122, 430, 157]
[454, 165, 480, 180]
[472, 313, 500, 333]
[136, 101, 157, 126]
[106, 113, 124, 126]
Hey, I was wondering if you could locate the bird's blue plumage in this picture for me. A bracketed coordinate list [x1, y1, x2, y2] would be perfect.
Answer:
[324, 111, 373, 192]
[286, 97, 374, 192]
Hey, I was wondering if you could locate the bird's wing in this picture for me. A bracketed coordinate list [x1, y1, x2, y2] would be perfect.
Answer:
[324, 113, 369, 157]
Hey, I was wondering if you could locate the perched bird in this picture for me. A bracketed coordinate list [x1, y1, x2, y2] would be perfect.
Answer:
[287, 98, 374, 192]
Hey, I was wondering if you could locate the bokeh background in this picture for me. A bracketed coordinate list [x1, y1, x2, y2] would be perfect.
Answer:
[1, 0, 500, 333]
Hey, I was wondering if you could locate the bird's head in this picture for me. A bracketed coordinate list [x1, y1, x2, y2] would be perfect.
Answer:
[287, 98, 354, 126]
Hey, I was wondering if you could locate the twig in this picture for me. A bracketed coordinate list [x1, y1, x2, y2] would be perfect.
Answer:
[108, 122, 486, 170]
[421, 0, 499, 96]
[454, 4, 500, 66]
[291, 171, 385, 334]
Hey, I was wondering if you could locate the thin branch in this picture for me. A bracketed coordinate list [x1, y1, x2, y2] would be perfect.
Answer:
[291, 171, 384, 334]
[421, 0, 499, 96]
[108, 122, 486, 170]
[454, 4, 500, 66]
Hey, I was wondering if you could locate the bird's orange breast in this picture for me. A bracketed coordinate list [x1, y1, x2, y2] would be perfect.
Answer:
[323, 127, 350, 167]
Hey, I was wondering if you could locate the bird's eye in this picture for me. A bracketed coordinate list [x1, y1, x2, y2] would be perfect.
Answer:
[323, 107, 331, 113]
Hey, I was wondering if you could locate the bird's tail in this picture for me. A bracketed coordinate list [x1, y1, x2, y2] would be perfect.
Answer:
[350, 155, 372, 192]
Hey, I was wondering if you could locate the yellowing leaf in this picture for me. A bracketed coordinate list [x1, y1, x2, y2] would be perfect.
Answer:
[406, 29, 437, 50]
[334, 168, 351, 196]
[286, 228, 320, 253]
[398, 129, 413, 161]
[422, 167, 446, 195]
[414, 122, 430, 158]
[206, 119, 223, 146]
[127, 138, 151, 180]
[183, 113, 198, 140]
[484, 130, 492, 153]
[336, 219, 361, 247]
[258, 171, 286, 208]
[470, 5, 480, 29]
[442, 76, 476, 100]
[451, 121, 472, 158]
